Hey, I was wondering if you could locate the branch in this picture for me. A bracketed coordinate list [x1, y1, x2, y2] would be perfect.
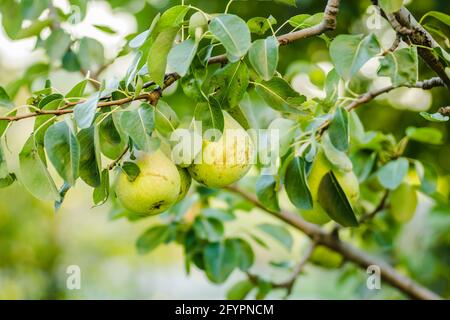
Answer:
[373, 1, 450, 89]
[207, 0, 340, 65]
[0, 73, 180, 122]
[225, 185, 442, 300]
[359, 190, 389, 224]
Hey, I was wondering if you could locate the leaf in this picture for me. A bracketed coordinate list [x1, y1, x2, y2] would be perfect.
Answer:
[0, 173, 15, 188]
[121, 162, 141, 182]
[249, 36, 279, 81]
[285, 157, 313, 210]
[193, 217, 224, 242]
[203, 240, 237, 284]
[125, 51, 142, 88]
[330, 34, 381, 80]
[167, 39, 198, 77]
[321, 68, 341, 110]
[254, 77, 306, 113]
[268, 118, 296, 157]
[148, 27, 179, 86]
[44, 121, 80, 185]
[154, 100, 180, 137]
[44, 29, 71, 60]
[66, 79, 88, 99]
[247, 16, 277, 35]
[378, 47, 418, 86]
[276, 0, 297, 6]
[93, 169, 109, 205]
[54, 182, 71, 212]
[209, 14, 251, 61]
[256, 175, 280, 212]
[377, 157, 409, 190]
[120, 103, 157, 152]
[0, 87, 13, 108]
[414, 160, 438, 195]
[231, 238, 254, 272]
[389, 183, 417, 223]
[136, 225, 172, 254]
[93, 24, 116, 34]
[406, 126, 443, 145]
[227, 280, 254, 300]
[210, 61, 249, 109]
[318, 171, 358, 227]
[129, 13, 160, 49]
[155, 5, 190, 33]
[77, 127, 101, 187]
[74, 93, 100, 129]
[258, 223, 293, 251]
[194, 98, 224, 135]
[289, 13, 323, 28]
[379, 0, 403, 13]
[19, 136, 60, 201]
[420, 11, 450, 26]
[78, 37, 105, 71]
[322, 133, 353, 172]
[328, 107, 349, 151]
[420, 112, 449, 122]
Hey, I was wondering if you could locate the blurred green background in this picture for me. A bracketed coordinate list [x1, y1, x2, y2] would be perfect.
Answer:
[0, 0, 449, 299]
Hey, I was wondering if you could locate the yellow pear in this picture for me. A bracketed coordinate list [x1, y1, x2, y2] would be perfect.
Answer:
[302, 150, 360, 225]
[188, 112, 253, 188]
[176, 166, 192, 202]
[115, 150, 181, 216]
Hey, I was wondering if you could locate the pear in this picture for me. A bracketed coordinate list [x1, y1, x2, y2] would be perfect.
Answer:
[188, 112, 253, 188]
[115, 150, 181, 216]
[310, 245, 344, 268]
[176, 166, 192, 202]
[302, 150, 360, 225]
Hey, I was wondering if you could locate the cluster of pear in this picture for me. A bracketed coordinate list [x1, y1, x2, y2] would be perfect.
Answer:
[115, 113, 254, 216]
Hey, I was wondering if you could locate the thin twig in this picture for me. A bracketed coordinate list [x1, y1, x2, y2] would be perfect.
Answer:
[359, 190, 390, 224]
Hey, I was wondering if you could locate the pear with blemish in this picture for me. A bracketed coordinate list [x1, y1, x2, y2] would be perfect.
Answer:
[116, 150, 181, 216]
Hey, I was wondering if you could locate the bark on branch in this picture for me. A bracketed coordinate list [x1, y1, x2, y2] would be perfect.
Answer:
[225, 186, 442, 300]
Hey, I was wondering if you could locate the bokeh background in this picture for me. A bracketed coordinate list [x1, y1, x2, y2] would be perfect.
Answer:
[0, 0, 449, 299]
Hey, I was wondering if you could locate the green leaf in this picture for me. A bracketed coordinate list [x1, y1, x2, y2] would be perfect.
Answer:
[0, 173, 16, 188]
[120, 103, 157, 152]
[125, 51, 142, 88]
[389, 183, 417, 223]
[121, 161, 141, 182]
[227, 280, 254, 300]
[19, 136, 60, 201]
[378, 47, 418, 86]
[148, 27, 179, 86]
[93, 169, 109, 205]
[74, 93, 100, 129]
[247, 16, 277, 35]
[0, 87, 13, 108]
[414, 160, 438, 195]
[155, 5, 190, 33]
[232, 238, 254, 272]
[256, 175, 280, 212]
[328, 107, 349, 151]
[421, 11, 450, 26]
[254, 77, 306, 113]
[93, 24, 116, 34]
[193, 217, 224, 242]
[16, 19, 52, 39]
[285, 157, 313, 210]
[204, 240, 237, 284]
[0, 142, 11, 180]
[129, 13, 160, 49]
[167, 39, 198, 77]
[276, 0, 297, 6]
[54, 182, 71, 212]
[406, 126, 443, 145]
[1, 0, 22, 39]
[210, 61, 249, 109]
[379, 0, 403, 13]
[268, 118, 296, 157]
[321, 68, 341, 110]
[420, 112, 449, 122]
[44, 121, 80, 185]
[318, 171, 358, 227]
[154, 100, 179, 137]
[66, 79, 88, 99]
[258, 223, 293, 251]
[322, 133, 353, 172]
[330, 34, 381, 80]
[249, 36, 279, 81]
[209, 14, 251, 61]
[289, 13, 323, 28]
[136, 225, 172, 254]
[194, 98, 224, 135]
[78, 37, 105, 71]
[44, 29, 72, 60]
[77, 127, 101, 187]
[377, 157, 409, 190]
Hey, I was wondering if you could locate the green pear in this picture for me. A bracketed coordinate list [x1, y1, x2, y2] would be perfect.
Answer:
[176, 166, 192, 202]
[115, 150, 181, 216]
[310, 245, 344, 268]
[301, 150, 360, 225]
[188, 112, 253, 188]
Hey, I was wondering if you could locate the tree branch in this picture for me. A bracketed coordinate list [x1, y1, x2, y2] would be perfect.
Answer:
[207, 0, 340, 65]
[225, 185, 442, 300]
